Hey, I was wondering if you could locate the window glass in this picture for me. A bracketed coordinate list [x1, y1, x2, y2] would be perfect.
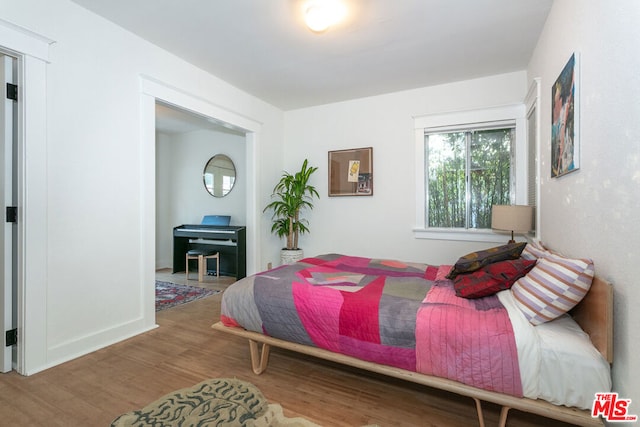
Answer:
[426, 132, 466, 228]
[426, 127, 514, 230]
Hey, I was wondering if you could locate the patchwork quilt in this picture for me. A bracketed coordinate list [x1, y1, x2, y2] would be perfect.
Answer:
[221, 254, 522, 396]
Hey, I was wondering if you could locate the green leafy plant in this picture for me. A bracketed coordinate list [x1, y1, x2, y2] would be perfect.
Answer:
[264, 159, 319, 250]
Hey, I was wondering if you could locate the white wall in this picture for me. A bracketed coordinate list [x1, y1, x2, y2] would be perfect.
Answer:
[156, 132, 174, 269]
[0, 0, 284, 374]
[527, 0, 640, 412]
[155, 128, 246, 269]
[282, 72, 527, 267]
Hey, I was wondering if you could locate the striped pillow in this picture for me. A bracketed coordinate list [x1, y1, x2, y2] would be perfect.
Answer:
[511, 255, 594, 325]
[520, 241, 550, 260]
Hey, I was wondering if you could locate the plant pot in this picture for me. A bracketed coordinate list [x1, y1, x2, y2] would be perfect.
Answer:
[281, 248, 304, 265]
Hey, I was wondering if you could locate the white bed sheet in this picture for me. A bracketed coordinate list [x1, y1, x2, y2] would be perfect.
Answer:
[498, 290, 611, 410]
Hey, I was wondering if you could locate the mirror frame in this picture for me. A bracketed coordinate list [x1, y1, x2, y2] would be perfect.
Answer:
[203, 154, 236, 198]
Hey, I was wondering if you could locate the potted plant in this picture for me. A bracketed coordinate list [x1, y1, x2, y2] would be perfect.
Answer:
[264, 159, 319, 264]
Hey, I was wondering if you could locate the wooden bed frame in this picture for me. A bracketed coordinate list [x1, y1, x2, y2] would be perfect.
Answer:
[211, 276, 613, 427]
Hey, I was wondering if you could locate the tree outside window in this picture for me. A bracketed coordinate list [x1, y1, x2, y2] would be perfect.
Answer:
[426, 128, 514, 229]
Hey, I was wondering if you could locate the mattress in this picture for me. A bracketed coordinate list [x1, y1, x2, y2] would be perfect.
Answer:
[499, 290, 611, 409]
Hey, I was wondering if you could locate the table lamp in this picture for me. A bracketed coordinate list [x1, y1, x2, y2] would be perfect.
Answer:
[491, 205, 533, 243]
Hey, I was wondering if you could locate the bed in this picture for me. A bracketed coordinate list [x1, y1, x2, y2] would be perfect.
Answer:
[212, 244, 613, 427]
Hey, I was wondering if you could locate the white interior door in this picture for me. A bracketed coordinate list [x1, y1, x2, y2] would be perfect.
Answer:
[0, 53, 16, 373]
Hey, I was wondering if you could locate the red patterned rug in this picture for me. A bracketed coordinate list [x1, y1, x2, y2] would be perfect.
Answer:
[155, 281, 220, 311]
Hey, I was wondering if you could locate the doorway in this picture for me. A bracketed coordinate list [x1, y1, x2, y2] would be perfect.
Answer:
[154, 102, 247, 274]
[140, 76, 262, 327]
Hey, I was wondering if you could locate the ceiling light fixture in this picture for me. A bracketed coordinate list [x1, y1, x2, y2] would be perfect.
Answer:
[304, 0, 347, 33]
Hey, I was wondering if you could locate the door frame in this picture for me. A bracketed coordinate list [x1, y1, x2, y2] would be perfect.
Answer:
[1, 52, 16, 372]
[0, 18, 54, 375]
[139, 76, 262, 327]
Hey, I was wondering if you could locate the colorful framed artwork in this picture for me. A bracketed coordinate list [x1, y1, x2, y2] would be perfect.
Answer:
[551, 52, 580, 178]
[328, 147, 373, 196]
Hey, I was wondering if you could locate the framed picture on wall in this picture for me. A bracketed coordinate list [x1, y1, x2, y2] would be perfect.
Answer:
[551, 52, 580, 178]
[328, 147, 373, 196]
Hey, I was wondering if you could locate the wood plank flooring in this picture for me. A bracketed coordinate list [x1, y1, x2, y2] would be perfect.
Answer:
[0, 270, 575, 426]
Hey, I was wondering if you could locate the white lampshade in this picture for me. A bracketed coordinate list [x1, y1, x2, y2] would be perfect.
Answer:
[491, 205, 533, 241]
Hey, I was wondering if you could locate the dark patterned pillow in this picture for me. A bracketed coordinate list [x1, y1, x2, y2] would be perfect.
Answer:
[446, 242, 527, 279]
[453, 258, 536, 299]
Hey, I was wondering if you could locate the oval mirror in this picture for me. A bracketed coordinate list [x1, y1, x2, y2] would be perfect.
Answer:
[203, 154, 236, 197]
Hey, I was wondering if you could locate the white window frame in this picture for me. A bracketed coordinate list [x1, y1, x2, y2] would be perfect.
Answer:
[524, 78, 541, 240]
[413, 104, 527, 242]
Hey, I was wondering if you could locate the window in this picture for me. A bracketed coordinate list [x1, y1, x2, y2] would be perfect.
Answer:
[426, 126, 514, 229]
[413, 104, 528, 242]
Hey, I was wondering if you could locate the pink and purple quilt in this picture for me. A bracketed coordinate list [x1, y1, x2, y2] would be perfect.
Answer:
[220, 254, 522, 396]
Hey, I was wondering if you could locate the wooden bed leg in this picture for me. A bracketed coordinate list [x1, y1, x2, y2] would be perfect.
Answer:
[498, 406, 511, 427]
[248, 339, 271, 374]
[472, 397, 486, 427]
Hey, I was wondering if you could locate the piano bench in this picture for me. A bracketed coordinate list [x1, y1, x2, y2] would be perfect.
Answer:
[186, 249, 219, 282]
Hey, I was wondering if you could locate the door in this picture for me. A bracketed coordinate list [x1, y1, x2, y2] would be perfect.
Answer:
[0, 53, 16, 373]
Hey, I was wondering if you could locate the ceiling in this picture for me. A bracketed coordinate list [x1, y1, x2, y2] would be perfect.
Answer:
[70, 0, 553, 113]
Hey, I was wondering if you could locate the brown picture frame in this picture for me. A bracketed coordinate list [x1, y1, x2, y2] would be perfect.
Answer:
[328, 147, 373, 196]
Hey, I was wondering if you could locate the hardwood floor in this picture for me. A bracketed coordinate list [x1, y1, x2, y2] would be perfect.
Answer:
[0, 270, 574, 426]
